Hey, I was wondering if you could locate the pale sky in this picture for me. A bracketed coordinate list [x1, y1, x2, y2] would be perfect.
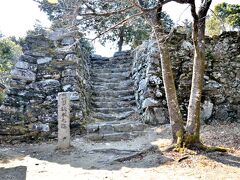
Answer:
[0, 0, 238, 56]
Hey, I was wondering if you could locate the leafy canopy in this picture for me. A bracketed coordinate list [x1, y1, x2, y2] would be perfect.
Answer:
[36, 0, 173, 50]
[0, 37, 22, 72]
[215, 2, 240, 29]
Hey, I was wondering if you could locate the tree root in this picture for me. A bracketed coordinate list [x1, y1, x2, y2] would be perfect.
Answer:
[163, 142, 227, 153]
[163, 144, 176, 152]
[177, 156, 189, 162]
[113, 145, 160, 162]
[197, 144, 227, 152]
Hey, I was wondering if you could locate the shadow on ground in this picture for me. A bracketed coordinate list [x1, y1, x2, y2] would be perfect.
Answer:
[0, 124, 239, 173]
[0, 166, 27, 180]
[0, 126, 173, 171]
[205, 152, 240, 167]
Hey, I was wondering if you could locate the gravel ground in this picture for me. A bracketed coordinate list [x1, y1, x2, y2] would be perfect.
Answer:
[0, 123, 239, 180]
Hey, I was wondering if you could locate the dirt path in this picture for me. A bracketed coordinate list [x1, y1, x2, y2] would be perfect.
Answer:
[0, 123, 239, 180]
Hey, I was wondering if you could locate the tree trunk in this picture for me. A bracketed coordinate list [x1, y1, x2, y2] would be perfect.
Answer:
[157, 40, 184, 144]
[150, 9, 184, 144]
[185, 18, 203, 144]
[185, 0, 212, 146]
[144, 0, 212, 149]
[117, 27, 124, 52]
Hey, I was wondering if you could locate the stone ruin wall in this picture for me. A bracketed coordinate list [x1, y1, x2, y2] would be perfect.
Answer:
[0, 28, 91, 142]
[132, 32, 240, 125]
[0, 30, 239, 142]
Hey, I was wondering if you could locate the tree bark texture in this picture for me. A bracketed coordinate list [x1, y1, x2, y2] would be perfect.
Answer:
[185, 0, 212, 145]
[117, 27, 124, 52]
[149, 8, 184, 144]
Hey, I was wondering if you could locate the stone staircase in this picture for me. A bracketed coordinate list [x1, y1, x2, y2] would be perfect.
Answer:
[86, 51, 146, 141]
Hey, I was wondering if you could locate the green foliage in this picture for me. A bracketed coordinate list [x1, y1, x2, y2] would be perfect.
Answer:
[34, 0, 82, 27]
[79, 0, 173, 50]
[36, 0, 173, 50]
[177, 19, 192, 37]
[215, 2, 240, 30]
[206, 16, 222, 37]
[0, 37, 22, 72]
[26, 20, 46, 36]
[206, 2, 240, 37]
[79, 38, 94, 54]
[0, 91, 6, 104]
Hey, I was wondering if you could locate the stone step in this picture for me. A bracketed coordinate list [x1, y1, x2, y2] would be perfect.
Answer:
[94, 107, 135, 114]
[91, 100, 136, 108]
[92, 80, 133, 87]
[88, 53, 141, 142]
[91, 76, 130, 83]
[92, 95, 135, 102]
[86, 120, 146, 141]
[113, 51, 131, 57]
[92, 111, 135, 121]
[91, 62, 132, 69]
[91, 72, 131, 79]
[86, 131, 146, 141]
[92, 89, 134, 98]
[91, 58, 132, 65]
[90, 56, 109, 62]
[92, 84, 133, 91]
[87, 120, 146, 133]
[92, 67, 132, 74]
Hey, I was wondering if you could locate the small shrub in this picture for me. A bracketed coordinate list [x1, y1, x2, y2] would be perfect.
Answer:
[0, 91, 5, 104]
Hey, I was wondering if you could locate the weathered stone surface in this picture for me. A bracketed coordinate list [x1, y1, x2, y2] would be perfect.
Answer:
[11, 68, 36, 82]
[58, 92, 71, 149]
[86, 51, 147, 141]
[0, 28, 91, 141]
[28, 79, 61, 94]
[142, 107, 168, 125]
[61, 37, 75, 45]
[32, 123, 50, 132]
[133, 31, 240, 124]
[62, 69, 78, 77]
[0, 30, 239, 143]
[15, 61, 30, 70]
[132, 40, 168, 125]
[65, 54, 78, 63]
[68, 92, 80, 101]
[142, 98, 160, 109]
[14, 61, 38, 73]
[47, 28, 79, 41]
[37, 57, 52, 64]
[19, 55, 37, 64]
[201, 100, 213, 122]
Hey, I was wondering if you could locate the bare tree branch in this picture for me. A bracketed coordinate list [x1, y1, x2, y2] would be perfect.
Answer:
[127, 0, 173, 12]
[79, 6, 134, 17]
[175, 4, 191, 26]
[92, 12, 144, 41]
[190, 1, 198, 21]
[209, 8, 226, 31]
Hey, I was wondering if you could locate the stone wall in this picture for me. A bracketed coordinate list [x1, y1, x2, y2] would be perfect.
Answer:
[132, 32, 240, 125]
[0, 30, 239, 142]
[0, 28, 90, 142]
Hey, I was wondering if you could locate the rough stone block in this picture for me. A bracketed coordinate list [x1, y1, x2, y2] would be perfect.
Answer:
[68, 92, 80, 101]
[37, 57, 52, 64]
[201, 100, 213, 122]
[11, 68, 36, 82]
[32, 123, 50, 132]
[28, 79, 61, 94]
[61, 37, 75, 46]
[142, 98, 159, 109]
